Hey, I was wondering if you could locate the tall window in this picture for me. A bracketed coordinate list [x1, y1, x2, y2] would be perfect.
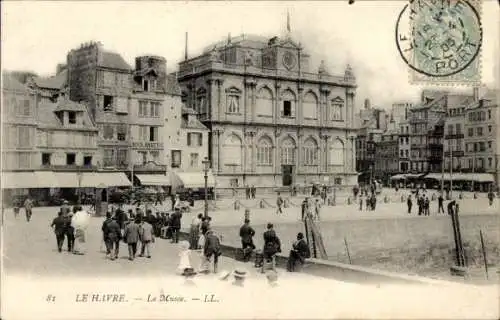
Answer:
[257, 137, 273, 166]
[256, 87, 273, 117]
[17, 126, 31, 148]
[103, 149, 115, 166]
[103, 95, 114, 111]
[223, 134, 242, 165]
[171, 150, 181, 168]
[18, 152, 31, 169]
[281, 90, 296, 118]
[303, 138, 318, 165]
[227, 92, 240, 114]
[42, 153, 51, 166]
[196, 88, 206, 115]
[138, 151, 147, 165]
[280, 137, 296, 165]
[303, 92, 318, 119]
[66, 153, 76, 165]
[117, 124, 127, 141]
[190, 153, 199, 168]
[187, 133, 202, 147]
[149, 127, 159, 142]
[17, 99, 31, 116]
[139, 126, 148, 141]
[117, 149, 128, 167]
[329, 139, 344, 166]
[477, 127, 483, 136]
[150, 151, 160, 163]
[139, 101, 148, 117]
[330, 97, 344, 121]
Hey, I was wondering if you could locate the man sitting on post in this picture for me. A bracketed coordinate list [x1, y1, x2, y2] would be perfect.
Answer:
[287, 232, 310, 272]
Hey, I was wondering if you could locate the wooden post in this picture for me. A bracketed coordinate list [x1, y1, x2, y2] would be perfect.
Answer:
[344, 237, 352, 264]
[454, 205, 466, 266]
[450, 207, 461, 266]
[479, 229, 489, 279]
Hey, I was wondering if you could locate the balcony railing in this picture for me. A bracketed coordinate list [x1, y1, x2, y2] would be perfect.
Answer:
[444, 151, 465, 157]
[40, 164, 97, 171]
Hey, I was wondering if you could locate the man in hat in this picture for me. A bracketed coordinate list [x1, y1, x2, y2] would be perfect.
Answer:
[123, 216, 141, 260]
[139, 216, 155, 258]
[263, 223, 281, 271]
[63, 205, 75, 253]
[50, 210, 66, 253]
[170, 208, 182, 243]
[103, 212, 121, 260]
[204, 229, 222, 273]
[239, 219, 256, 262]
[287, 232, 310, 272]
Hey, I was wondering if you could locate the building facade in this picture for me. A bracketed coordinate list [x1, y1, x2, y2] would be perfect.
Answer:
[374, 124, 399, 183]
[66, 42, 169, 176]
[2, 74, 38, 172]
[177, 34, 357, 188]
[398, 119, 411, 172]
[391, 101, 413, 127]
[463, 89, 499, 185]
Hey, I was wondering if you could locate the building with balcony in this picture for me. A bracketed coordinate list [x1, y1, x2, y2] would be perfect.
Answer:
[408, 90, 473, 173]
[464, 88, 499, 187]
[398, 118, 411, 173]
[177, 32, 357, 188]
[443, 100, 467, 172]
[374, 120, 399, 183]
[66, 42, 170, 181]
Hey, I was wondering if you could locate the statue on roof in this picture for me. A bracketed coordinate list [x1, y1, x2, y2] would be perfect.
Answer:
[344, 64, 355, 81]
[318, 60, 329, 75]
[209, 46, 220, 62]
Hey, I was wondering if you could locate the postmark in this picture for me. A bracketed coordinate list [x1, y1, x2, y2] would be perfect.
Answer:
[396, 0, 483, 85]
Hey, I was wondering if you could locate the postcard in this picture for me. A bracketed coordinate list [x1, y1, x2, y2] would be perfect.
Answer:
[1, 0, 499, 319]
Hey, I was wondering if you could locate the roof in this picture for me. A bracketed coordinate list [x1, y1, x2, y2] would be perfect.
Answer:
[181, 116, 208, 130]
[37, 101, 62, 127]
[134, 68, 158, 77]
[33, 69, 67, 90]
[203, 34, 271, 52]
[98, 51, 132, 70]
[2, 74, 28, 92]
[165, 74, 181, 95]
[54, 99, 88, 112]
[182, 106, 197, 115]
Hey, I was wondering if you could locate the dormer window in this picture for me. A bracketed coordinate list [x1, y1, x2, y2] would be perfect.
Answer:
[142, 78, 157, 92]
[68, 112, 76, 124]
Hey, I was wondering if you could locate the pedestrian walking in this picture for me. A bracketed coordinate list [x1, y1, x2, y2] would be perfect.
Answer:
[301, 198, 308, 221]
[359, 194, 364, 211]
[239, 219, 256, 262]
[189, 213, 203, 250]
[71, 207, 89, 255]
[276, 193, 284, 215]
[407, 195, 412, 214]
[177, 240, 193, 274]
[424, 196, 430, 216]
[437, 193, 444, 214]
[64, 209, 75, 253]
[200, 216, 211, 236]
[13, 197, 20, 219]
[123, 216, 141, 261]
[51, 210, 66, 253]
[251, 185, 256, 199]
[314, 199, 321, 221]
[488, 190, 495, 206]
[203, 229, 222, 273]
[24, 197, 34, 222]
[102, 212, 121, 260]
[139, 218, 155, 258]
[170, 208, 182, 243]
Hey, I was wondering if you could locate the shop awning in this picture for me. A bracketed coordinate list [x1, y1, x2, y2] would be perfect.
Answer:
[421, 173, 495, 183]
[390, 174, 406, 180]
[34, 171, 60, 188]
[1, 172, 37, 189]
[81, 172, 131, 188]
[172, 171, 216, 189]
[423, 173, 443, 180]
[136, 174, 171, 186]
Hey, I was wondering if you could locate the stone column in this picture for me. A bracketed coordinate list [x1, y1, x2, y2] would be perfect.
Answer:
[216, 79, 224, 121]
[297, 83, 304, 125]
[274, 83, 281, 123]
[350, 135, 356, 172]
[244, 79, 256, 122]
[207, 79, 217, 120]
[215, 128, 224, 173]
[274, 128, 281, 174]
[297, 131, 303, 175]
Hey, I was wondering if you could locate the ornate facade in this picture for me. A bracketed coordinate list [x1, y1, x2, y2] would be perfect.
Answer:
[177, 34, 357, 188]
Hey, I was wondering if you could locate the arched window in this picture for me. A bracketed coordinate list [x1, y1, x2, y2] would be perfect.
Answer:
[226, 87, 241, 114]
[303, 138, 318, 165]
[281, 137, 296, 165]
[303, 92, 318, 119]
[257, 136, 273, 166]
[223, 134, 242, 165]
[329, 139, 344, 166]
[330, 97, 344, 121]
[256, 87, 273, 117]
[281, 89, 296, 118]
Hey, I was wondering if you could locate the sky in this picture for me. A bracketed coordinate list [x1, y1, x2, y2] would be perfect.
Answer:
[2, 0, 499, 111]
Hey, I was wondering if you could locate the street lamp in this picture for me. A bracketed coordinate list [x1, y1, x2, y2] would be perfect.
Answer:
[202, 157, 211, 218]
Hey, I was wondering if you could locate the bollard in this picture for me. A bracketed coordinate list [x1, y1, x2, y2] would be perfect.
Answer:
[244, 209, 250, 221]
[284, 199, 289, 208]
[234, 200, 240, 211]
[260, 199, 265, 209]
[384, 195, 389, 203]
[473, 192, 477, 199]
[347, 197, 351, 205]
[401, 194, 405, 203]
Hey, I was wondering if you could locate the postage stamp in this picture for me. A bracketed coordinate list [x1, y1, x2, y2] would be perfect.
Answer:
[396, 0, 483, 85]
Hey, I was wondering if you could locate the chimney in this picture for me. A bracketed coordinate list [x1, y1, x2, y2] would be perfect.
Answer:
[473, 87, 479, 101]
[56, 63, 67, 75]
[364, 98, 370, 109]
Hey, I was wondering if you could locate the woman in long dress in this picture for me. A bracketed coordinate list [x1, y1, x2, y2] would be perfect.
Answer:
[177, 240, 192, 274]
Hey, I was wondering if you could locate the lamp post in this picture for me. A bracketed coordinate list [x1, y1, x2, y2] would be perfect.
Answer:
[202, 157, 210, 218]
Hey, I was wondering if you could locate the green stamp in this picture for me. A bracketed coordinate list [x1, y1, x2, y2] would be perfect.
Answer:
[396, 0, 483, 85]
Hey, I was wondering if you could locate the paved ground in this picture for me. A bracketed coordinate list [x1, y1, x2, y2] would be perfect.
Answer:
[1, 209, 499, 319]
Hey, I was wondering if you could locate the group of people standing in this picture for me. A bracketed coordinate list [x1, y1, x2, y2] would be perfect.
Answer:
[50, 201, 87, 255]
[301, 197, 322, 221]
[245, 185, 257, 199]
[358, 192, 377, 211]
